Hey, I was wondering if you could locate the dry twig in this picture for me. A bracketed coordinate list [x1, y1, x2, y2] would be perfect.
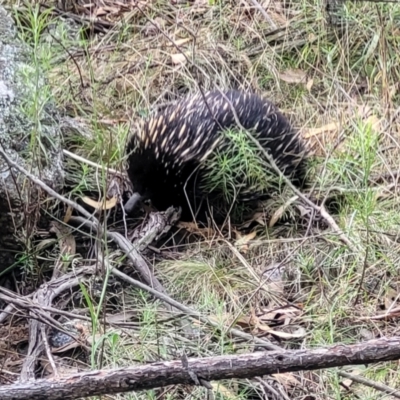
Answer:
[338, 371, 400, 399]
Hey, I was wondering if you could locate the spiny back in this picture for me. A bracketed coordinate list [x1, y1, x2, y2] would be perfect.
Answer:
[126, 90, 308, 222]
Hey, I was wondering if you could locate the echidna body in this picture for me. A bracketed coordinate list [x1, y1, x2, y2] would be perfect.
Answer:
[126, 90, 308, 222]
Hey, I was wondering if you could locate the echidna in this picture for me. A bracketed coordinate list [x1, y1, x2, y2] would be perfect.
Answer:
[125, 89, 308, 223]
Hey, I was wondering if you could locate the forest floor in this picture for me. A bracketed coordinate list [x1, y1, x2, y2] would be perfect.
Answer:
[3, 0, 400, 399]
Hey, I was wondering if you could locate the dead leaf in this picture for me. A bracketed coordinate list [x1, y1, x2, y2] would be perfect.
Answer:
[269, 196, 299, 227]
[278, 69, 307, 84]
[341, 377, 353, 387]
[211, 382, 237, 399]
[63, 205, 73, 223]
[35, 238, 57, 252]
[236, 315, 253, 327]
[167, 38, 191, 47]
[258, 306, 303, 324]
[257, 324, 273, 332]
[366, 115, 380, 128]
[272, 372, 301, 388]
[303, 122, 339, 138]
[296, 204, 311, 218]
[251, 211, 266, 226]
[82, 196, 118, 211]
[356, 105, 382, 130]
[268, 326, 306, 339]
[86, 332, 105, 346]
[236, 309, 261, 331]
[177, 221, 215, 239]
[93, 7, 107, 16]
[171, 53, 187, 65]
[306, 78, 314, 92]
[234, 230, 257, 253]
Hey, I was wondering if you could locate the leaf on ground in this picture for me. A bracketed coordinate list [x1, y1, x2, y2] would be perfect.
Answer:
[340, 367, 365, 388]
[234, 230, 257, 253]
[257, 323, 273, 332]
[303, 122, 339, 138]
[269, 196, 299, 227]
[341, 377, 353, 388]
[278, 69, 307, 84]
[241, 211, 267, 227]
[237, 305, 304, 337]
[177, 221, 216, 239]
[272, 372, 301, 388]
[365, 114, 381, 129]
[63, 205, 73, 223]
[356, 104, 382, 131]
[211, 382, 237, 399]
[295, 204, 312, 218]
[269, 326, 306, 339]
[35, 238, 57, 252]
[258, 305, 303, 324]
[93, 7, 112, 17]
[167, 38, 192, 47]
[81, 196, 118, 210]
[236, 307, 262, 331]
[306, 78, 314, 92]
[171, 53, 187, 65]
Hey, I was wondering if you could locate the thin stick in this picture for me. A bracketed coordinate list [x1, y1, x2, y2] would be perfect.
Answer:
[217, 89, 359, 252]
[338, 371, 400, 399]
[63, 149, 124, 177]
[0, 147, 98, 225]
[112, 266, 285, 351]
[248, 0, 277, 29]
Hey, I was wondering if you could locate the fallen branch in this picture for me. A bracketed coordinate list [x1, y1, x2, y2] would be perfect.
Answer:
[1, 336, 400, 400]
[68, 215, 282, 350]
[19, 265, 96, 381]
[69, 210, 179, 301]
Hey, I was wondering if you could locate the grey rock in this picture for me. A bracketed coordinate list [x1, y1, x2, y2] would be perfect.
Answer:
[0, 5, 64, 270]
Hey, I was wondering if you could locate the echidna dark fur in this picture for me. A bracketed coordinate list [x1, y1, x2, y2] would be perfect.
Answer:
[125, 89, 308, 223]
